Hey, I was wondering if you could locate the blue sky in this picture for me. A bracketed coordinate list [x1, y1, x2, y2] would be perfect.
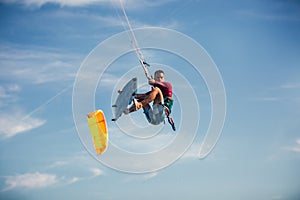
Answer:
[0, 0, 300, 199]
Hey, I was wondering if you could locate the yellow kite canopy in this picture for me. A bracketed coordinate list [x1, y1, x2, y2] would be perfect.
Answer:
[87, 110, 108, 155]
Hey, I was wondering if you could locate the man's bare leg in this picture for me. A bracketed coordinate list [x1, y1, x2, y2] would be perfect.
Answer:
[125, 87, 162, 114]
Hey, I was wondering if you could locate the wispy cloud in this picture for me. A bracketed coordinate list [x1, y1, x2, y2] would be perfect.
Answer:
[0, 44, 80, 84]
[46, 161, 68, 169]
[1, 154, 106, 191]
[0, 112, 46, 139]
[45, 154, 105, 177]
[89, 168, 104, 177]
[2, 172, 57, 191]
[283, 138, 300, 153]
[66, 177, 80, 184]
[0, 84, 20, 100]
[1, 171, 88, 191]
[52, 8, 179, 32]
[60, 167, 105, 182]
[0, 82, 46, 138]
[0, 0, 111, 8]
[48, 9, 125, 28]
[118, 0, 177, 10]
[1, 0, 175, 9]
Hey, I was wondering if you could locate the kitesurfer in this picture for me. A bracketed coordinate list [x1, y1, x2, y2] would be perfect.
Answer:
[125, 70, 176, 130]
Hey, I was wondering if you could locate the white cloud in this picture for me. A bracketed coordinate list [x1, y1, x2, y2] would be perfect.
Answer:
[66, 177, 80, 184]
[44, 154, 105, 178]
[0, 112, 46, 139]
[0, 156, 106, 191]
[0, 84, 21, 99]
[143, 172, 158, 179]
[1, 0, 175, 9]
[1, 171, 84, 191]
[46, 161, 68, 169]
[7, 84, 21, 93]
[0, 44, 80, 84]
[90, 168, 104, 176]
[0, 82, 47, 139]
[283, 138, 300, 153]
[0, 0, 108, 7]
[2, 172, 57, 191]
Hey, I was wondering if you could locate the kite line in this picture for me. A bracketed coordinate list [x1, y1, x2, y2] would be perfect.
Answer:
[118, 0, 151, 80]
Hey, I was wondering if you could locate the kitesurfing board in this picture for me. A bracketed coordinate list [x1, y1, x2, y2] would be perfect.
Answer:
[112, 77, 137, 121]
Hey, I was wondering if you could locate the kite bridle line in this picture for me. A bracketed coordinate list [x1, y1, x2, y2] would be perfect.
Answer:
[118, 0, 151, 80]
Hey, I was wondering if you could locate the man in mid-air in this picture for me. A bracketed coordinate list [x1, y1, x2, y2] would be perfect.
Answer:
[125, 70, 175, 131]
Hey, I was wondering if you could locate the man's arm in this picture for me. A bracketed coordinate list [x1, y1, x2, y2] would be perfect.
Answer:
[148, 78, 156, 85]
[148, 79, 168, 88]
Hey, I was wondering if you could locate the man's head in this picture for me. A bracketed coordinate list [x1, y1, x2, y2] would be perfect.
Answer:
[154, 70, 165, 82]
